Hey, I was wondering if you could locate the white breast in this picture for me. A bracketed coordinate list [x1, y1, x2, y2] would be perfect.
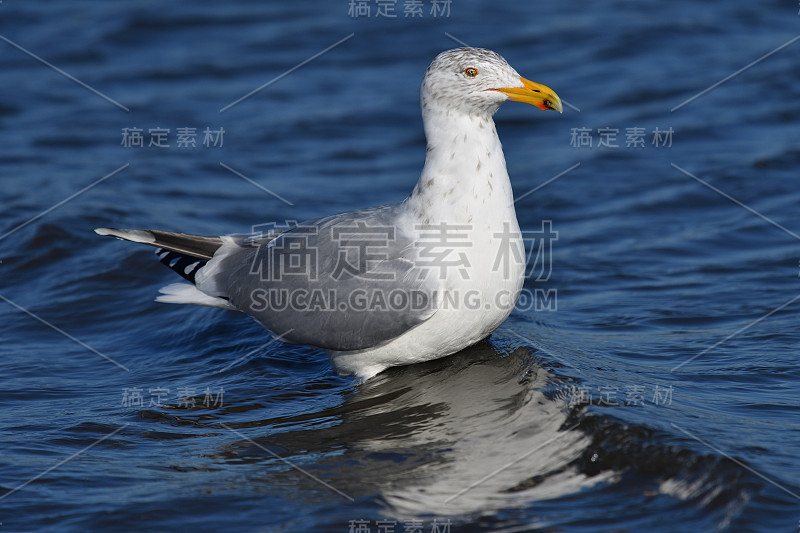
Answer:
[330, 111, 527, 380]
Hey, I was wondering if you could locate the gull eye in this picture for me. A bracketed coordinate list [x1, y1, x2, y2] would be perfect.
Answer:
[464, 67, 478, 78]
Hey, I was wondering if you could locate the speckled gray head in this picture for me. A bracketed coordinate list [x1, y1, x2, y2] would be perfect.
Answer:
[421, 47, 562, 116]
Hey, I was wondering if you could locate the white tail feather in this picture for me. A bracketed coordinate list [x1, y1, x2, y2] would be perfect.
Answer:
[155, 283, 237, 310]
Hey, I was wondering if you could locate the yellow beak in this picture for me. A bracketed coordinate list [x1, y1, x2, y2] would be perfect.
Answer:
[491, 76, 563, 113]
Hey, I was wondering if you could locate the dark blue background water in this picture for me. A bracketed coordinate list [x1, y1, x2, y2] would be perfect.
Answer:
[1, 1, 799, 531]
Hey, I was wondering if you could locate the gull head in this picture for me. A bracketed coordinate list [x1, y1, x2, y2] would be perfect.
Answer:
[421, 47, 562, 117]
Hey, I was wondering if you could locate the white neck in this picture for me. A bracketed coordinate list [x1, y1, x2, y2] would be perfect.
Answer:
[405, 108, 515, 227]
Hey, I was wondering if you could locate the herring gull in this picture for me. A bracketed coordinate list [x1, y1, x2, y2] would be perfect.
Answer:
[96, 48, 562, 380]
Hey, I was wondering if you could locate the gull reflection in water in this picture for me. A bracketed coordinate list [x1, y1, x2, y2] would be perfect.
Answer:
[346, 341, 607, 517]
[216, 340, 610, 519]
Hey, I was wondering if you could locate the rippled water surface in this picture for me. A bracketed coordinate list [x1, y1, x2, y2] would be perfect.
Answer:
[2, 1, 799, 531]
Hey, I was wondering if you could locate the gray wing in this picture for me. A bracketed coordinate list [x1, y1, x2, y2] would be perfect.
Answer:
[204, 204, 439, 351]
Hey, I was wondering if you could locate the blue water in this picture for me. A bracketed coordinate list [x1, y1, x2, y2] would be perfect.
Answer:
[2, 1, 799, 531]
